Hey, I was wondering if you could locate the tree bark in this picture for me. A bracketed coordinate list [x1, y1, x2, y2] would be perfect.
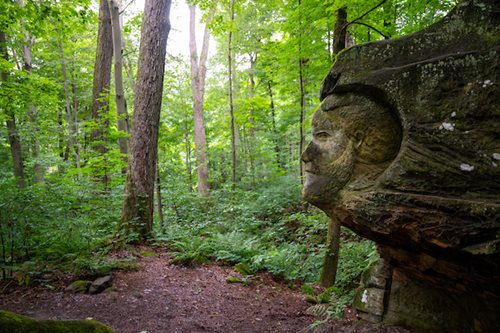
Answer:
[91, 0, 113, 185]
[320, 8, 349, 287]
[1, 31, 25, 188]
[228, 0, 237, 190]
[121, 0, 171, 242]
[58, 37, 81, 173]
[189, 5, 213, 197]
[298, 0, 306, 185]
[298, 57, 305, 184]
[184, 103, 193, 192]
[109, 0, 129, 164]
[320, 216, 341, 287]
[332, 7, 348, 55]
[267, 81, 282, 169]
[247, 53, 257, 184]
[57, 36, 81, 178]
[17, 0, 43, 183]
[156, 164, 164, 229]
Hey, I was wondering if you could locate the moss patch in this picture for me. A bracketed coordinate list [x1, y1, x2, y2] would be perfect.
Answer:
[0, 310, 114, 333]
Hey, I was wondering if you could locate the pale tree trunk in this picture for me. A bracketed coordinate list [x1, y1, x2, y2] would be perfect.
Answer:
[57, 32, 81, 174]
[189, 4, 213, 197]
[267, 81, 282, 169]
[121, 0, 171, 242]
[228, 0, 236, 190]
[319, 8, 349, 287]
[247, 53, 257, 185]
[109, 0, 129, 163]
[1, 31, 25, 188]
[17, 0, 43, 183]
[91, 0, 113, 185]
[183, 103, 193, 192]
[298, 0, 306, 185]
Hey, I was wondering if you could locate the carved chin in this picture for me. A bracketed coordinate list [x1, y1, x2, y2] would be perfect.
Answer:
[302, 173, 343, 208]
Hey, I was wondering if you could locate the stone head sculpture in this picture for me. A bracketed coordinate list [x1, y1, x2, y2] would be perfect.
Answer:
[302, 91, 402, 211]
[302, 0, 500, 331]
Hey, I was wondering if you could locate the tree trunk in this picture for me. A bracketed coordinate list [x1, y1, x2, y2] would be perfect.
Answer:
[121, 0, 171, 242]
[320, 8, 349, 287]
[332, 7, 348, 55]
[228, 0, 236, 190]
[267, 81, 282, 169]
[184, 104, 193, 192]
[320, 217, 341, 287]
[298, 57, 305, 184]
[17, 0, 43, 183]
[298, 0, 306, 184]
[189, 5, 213, 197]
[0, 31, 25, 188]
[91, 0, 113, 185]
[247, 53, 257, 185]
[109, 0, 129, 164]
[156, 164, 164, 229]
[57, 33, 81, 173]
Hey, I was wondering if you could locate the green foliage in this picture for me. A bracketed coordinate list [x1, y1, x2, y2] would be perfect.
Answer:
[155, 174, 375, 296]
[0, 178, 124, 279]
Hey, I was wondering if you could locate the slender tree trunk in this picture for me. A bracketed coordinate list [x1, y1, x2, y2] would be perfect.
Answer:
[109, 0, 129, 164]
[57, 35, 81, 173]
[189, 5, 213, 197]
[91, 0, 113, 185]
[156, 164, 164, 229]
[267, 81, 282, 169]
[298, 0, 306, 184]
[320, 216, 341, 287]
[1, 31, 25, 188]
[184, 104, 193, 192]
[320, 8, 349, 287]
[228, 0, 236, 190]
[17, 0, 43, 183]
[121, 0, 171, 242]
[298, 57, 305, 184]
[247, 53, 257, 184]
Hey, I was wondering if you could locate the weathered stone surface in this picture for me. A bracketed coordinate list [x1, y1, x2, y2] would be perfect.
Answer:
[89, 275, 113, 295]
[302, 0, 500, 332]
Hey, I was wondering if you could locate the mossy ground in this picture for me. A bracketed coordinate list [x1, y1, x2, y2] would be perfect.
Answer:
[0, 310, 114, 333]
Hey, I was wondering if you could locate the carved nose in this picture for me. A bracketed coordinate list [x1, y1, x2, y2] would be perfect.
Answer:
[301, 144, 312, 163]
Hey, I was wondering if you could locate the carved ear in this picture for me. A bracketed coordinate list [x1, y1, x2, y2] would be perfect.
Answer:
[353, 130, 364, 149]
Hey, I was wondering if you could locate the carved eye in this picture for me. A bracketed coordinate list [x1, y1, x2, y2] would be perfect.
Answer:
[314, 131, 331, 140]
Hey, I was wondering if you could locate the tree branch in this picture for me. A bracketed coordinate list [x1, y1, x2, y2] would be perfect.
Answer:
[351, 21, 389, 39]
[342, 0, 387, 33]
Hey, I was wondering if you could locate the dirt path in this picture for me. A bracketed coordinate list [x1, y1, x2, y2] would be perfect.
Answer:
[0, 250, 411, 333]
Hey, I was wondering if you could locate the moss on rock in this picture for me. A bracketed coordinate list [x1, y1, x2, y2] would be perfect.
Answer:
[0, 310, 114, 333]
[65, 280, 92, 294]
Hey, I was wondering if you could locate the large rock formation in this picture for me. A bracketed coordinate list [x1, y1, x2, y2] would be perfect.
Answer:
[301, 0, 500, 332]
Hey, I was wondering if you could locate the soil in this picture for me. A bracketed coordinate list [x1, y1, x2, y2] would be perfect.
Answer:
[0, 248, 412, 333]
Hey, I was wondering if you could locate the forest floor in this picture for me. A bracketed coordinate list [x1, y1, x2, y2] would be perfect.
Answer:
[0, 247, 412, 333]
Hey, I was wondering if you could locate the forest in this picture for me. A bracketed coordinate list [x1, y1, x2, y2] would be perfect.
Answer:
[0, 0, 462, 332]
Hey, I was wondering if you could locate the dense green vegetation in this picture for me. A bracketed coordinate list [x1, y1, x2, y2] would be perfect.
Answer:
[1, 0, 457, 319]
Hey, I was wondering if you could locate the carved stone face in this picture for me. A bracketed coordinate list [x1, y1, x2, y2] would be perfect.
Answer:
[301, 92, 401, 210]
